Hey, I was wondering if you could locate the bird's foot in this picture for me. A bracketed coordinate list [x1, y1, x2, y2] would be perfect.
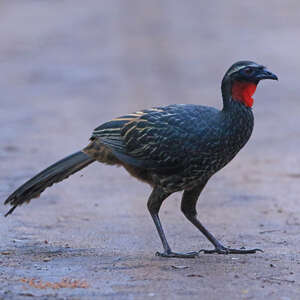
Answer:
[199, 245, 263, 255]
[155, 250, 199, 258]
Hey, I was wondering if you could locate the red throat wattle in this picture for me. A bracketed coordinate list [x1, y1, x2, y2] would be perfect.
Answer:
[231, 81, 257, 108]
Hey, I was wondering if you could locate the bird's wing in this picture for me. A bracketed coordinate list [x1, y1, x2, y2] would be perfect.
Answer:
[91, 105, 215, 173]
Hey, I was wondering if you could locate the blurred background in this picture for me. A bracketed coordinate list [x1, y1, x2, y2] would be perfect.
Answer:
[1, 1, 300, 299]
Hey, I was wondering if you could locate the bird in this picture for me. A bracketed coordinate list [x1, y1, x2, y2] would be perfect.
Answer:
[4, 61, 278, 258]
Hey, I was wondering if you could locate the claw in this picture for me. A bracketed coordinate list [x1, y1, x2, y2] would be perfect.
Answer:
[155, 251, 199, 258]
[199, 247, 263, 255]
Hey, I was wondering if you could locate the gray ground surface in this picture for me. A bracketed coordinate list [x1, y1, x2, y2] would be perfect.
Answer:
[1, 1, 300, 299]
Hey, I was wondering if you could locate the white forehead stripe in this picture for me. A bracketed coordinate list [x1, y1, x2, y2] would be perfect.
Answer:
[227, 63, 259, 76]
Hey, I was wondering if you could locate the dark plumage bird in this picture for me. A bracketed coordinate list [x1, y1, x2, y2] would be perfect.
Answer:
[4, 61, 277, 258]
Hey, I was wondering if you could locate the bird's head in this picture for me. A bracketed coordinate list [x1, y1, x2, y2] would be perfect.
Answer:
[222, 61, 278, 108]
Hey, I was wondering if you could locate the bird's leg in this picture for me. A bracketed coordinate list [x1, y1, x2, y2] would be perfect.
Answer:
[181, 184, 263, 255]
[147, 187, 198, 258]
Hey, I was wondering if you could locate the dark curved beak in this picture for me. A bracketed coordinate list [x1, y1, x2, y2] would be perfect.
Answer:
[256, 68, 278, 81]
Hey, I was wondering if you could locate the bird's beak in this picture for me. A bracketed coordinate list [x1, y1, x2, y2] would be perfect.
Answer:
[256, 68, 278, 81]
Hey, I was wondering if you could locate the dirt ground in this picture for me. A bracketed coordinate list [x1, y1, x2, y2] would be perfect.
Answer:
[1, 1, 300, 299]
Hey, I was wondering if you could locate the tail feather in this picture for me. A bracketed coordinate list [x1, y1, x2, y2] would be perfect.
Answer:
[4, 151, 95, 216]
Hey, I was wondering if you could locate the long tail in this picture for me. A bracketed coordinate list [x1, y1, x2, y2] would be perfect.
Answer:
[4, 151, 95, 217]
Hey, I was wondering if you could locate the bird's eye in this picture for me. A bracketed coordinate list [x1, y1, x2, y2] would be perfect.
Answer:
[243, 67, 254, 75]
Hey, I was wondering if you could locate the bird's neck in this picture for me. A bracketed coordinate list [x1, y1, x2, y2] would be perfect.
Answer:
[221, 78, 257, 110]
[221, 77, 254, 147]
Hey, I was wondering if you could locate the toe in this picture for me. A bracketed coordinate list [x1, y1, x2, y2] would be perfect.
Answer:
[155, 251, 198, 258]
[199, 247, 263, 255]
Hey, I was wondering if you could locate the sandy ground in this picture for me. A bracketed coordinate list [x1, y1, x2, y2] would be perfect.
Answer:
[1, 1, 300, 299]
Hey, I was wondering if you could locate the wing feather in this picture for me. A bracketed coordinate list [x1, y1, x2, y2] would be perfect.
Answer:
[90, 105, 217, 173]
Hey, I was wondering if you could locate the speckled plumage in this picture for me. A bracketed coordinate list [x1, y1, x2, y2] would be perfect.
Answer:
[4, 61, 277, 258]
[86, 102, 253, 193]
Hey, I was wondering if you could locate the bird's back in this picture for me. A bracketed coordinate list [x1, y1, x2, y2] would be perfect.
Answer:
[87, 103, 254, 192]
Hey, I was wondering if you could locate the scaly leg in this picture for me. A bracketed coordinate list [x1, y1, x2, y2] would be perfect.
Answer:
[181, 183, 263, 255]
[147, 187, 198, 258]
